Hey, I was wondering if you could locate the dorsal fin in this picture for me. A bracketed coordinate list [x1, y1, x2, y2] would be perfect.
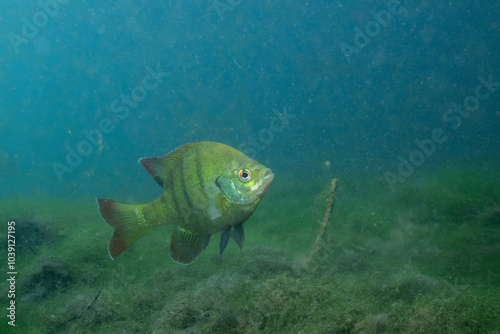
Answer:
[138, 141, 204, 188]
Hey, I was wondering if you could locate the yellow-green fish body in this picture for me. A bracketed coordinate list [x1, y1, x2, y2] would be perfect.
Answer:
[97, 141, 274, 264]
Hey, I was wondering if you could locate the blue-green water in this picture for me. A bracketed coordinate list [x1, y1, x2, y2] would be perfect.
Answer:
[1, 1, 499, 333]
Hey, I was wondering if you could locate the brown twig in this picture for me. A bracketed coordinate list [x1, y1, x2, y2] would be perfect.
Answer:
[308, 178, 338, 261]
[25, 240, 37, 255]
[56, 290, 101, 328]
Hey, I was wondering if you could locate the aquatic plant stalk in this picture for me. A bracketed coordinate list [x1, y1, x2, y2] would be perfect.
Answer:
[308, 178, 338, 261]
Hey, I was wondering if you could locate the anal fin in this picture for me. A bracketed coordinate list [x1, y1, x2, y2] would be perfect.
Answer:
[170, 227, 210, 265]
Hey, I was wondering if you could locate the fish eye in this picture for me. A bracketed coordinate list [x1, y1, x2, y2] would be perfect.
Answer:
[238, 169, 252, 182]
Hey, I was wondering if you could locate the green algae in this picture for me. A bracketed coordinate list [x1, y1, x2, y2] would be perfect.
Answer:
[0, 163, 499, 333]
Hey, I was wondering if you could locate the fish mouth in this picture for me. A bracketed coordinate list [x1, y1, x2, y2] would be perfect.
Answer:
[260, 168, 274, 194]
[244, 168, 274, 203]
[263, 168, 274, 182]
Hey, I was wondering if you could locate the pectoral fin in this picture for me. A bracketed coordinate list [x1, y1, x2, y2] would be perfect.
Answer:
[219, 224, 245, 259]
[170, 227, 210, 265]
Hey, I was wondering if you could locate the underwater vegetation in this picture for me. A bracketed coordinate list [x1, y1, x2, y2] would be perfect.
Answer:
[0, 163, 499, 333]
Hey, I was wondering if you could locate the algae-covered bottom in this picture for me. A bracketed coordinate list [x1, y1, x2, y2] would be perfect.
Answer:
[0, 163, 499, 333]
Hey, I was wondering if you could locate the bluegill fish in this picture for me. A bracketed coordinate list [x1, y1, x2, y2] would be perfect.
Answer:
[96, 141, 274, 264]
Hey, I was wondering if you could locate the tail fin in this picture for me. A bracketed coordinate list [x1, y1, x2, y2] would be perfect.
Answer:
[96, 198, 151, 259]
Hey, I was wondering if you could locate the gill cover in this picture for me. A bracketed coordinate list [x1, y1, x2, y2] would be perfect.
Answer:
[215, 171, 254, 205]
